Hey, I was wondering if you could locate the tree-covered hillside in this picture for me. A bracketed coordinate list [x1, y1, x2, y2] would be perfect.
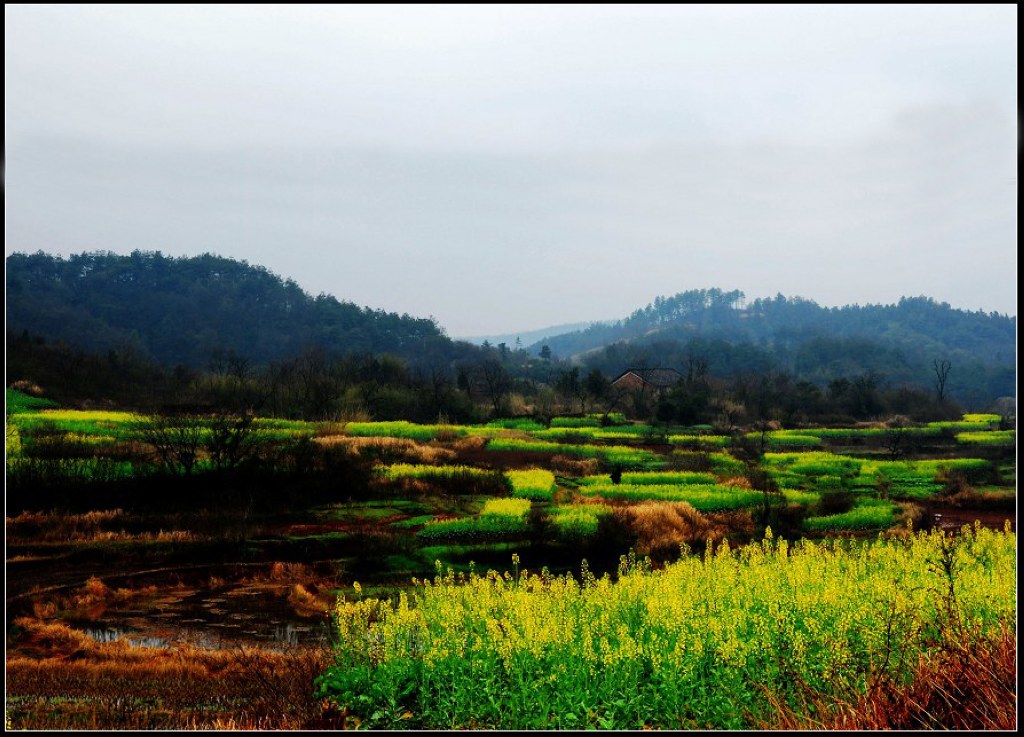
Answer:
[532, 289, 1015, 407]
[6, 251, 470, 368]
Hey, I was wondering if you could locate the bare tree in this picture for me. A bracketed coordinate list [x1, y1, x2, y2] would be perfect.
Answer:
[479, 359, 512, 415]
[138, 414, 206, 476]
[933, 359, 952, 402]
[884, 415, 910, 462]
[207, 413, 256, 470]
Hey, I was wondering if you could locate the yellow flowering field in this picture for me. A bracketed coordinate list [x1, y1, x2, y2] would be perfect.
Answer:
[317, 525, 1016, 729]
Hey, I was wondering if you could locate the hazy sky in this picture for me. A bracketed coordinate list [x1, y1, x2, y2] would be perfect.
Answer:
[5, 5, 1017, 337]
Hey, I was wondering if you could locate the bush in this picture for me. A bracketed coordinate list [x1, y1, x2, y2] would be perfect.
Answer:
[816, 490, 856, 516]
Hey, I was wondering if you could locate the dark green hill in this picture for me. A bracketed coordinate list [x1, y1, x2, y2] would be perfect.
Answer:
[5, 251, 469, 368]
[532, 289, 1015, 407]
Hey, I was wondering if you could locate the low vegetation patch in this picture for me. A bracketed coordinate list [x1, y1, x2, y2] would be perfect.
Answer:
[317, 527, 1015, 730]
[506, 469, 557, 501]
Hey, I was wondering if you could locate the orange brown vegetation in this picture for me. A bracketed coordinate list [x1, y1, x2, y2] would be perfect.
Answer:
[6, 509, 203, 544]
[613, 502, 731, 556]
[314, 435, 456, 464]
[765, 626, 1017, 730]
[6, 617, 331, 730]
[549, 455, 600, 477]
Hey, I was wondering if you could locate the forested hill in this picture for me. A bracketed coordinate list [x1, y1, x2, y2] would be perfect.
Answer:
[531, 289, 1016, 407]
[5, 251, 472, 368]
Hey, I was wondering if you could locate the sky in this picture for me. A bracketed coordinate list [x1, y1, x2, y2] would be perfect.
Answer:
[5, 4, 1017, 337]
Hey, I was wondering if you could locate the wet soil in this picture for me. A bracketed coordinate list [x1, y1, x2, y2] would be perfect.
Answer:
[921, 505, 1016, 533]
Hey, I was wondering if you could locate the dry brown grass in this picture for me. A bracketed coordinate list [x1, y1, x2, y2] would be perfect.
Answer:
[6, 509, 204, 544]
[549, 455, 601, 476]
[452, 435, 488, 453]
[721, 475, 752, 489]
[287, 584, 326, 616]
[7, 617, 332, 729]
[10, 379, 46, 395]
[314, 434, 456, 464]
[26, 577, 161, 623]
[764, 626, 1017, 730]
[258, 561, 316, 582]
[614, 502, 731, 556]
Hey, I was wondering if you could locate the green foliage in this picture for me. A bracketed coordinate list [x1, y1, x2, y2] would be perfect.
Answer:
[927, 420, 994, 433]
[380, 463, 495, 481]
[549, 504, 612, 542]
[506, 469, 557, 501]
[579, 471, 717, 486]
[804, 498, 896, 531]
[547, 415, 631, 429]
[745, 432, 822, 448]
[319, 527, 1016, 729]
[549, 416, 603, 428]
[10, 410, 145, 441]
[6, 251, 450, 368]
[485, 438, 659, 467]
[668, 434, 732, 448]
[347, 422, 465, 442]
[956, 430, 1015, 447]
[5, 388, 58, 414]
[962, 413, 1001, 424]
[6, 422, 23, 459]
[417, 499, 531, 541]
[486, 418, 547, 432]
[579, 482, 763, 511]
[764, 452, 995, 500]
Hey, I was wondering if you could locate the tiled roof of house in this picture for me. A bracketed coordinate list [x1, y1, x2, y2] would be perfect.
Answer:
[612, 368, 683, 388]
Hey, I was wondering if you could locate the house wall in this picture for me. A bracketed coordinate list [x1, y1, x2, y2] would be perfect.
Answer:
[611, 373, 648, 393]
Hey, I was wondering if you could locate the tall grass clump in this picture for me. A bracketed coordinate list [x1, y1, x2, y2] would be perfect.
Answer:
[318, 526, 1016, 730]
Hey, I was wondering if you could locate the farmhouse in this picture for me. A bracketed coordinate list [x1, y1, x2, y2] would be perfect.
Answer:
[610, 368, 682, 395]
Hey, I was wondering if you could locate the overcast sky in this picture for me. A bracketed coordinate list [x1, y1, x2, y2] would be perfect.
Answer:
[5, 4, 1017, 337]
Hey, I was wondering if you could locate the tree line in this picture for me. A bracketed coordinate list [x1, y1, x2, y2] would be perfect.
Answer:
[7, 328, 989, 426]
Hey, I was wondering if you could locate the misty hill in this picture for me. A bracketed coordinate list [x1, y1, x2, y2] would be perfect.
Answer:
[5, 251, 475, 368]
[460, 321, 596, 349]
[532, 288, 1016, 407]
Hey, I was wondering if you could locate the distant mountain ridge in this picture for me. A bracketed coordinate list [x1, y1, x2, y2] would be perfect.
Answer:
[529, 288, 1015, 407]
[459, 321, 598, 349]
[5, 252, 1015, 408]
[5, 250, 478, 368]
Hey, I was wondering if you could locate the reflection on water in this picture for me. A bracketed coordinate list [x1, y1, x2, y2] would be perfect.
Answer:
[76, 582, 331, 652]
[84, 627, 172, 649]
[83, 620, 324, 651]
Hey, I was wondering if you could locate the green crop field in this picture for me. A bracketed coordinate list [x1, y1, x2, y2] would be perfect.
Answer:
[318, 526, 1015, 729]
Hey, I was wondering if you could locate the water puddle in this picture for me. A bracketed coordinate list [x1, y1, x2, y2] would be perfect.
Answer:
[77, 583, 331, 651]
